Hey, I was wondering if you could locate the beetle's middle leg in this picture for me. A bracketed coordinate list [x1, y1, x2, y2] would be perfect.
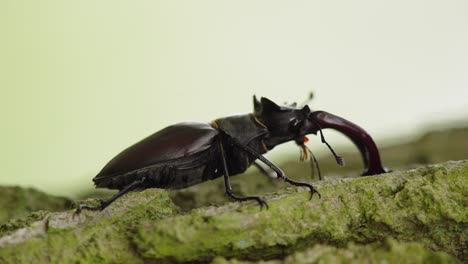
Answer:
[230, 138, 321, 199]
[74, 177, 146, 216]
[220, 143, 269, 209]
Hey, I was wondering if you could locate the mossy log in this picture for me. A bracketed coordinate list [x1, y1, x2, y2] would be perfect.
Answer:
[0, 160, 467, 263]
[0, 186, 72, 225]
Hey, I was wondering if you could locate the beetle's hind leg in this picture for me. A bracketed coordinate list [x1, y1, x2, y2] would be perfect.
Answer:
[74, 177, 146, 216]
[219, 143, 269, 209]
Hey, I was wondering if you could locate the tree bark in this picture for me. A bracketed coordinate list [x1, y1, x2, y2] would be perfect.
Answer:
[1, 160, 466, 263]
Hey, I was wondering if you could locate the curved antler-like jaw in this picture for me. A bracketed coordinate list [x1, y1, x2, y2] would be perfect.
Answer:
[306, 111, 388, 176]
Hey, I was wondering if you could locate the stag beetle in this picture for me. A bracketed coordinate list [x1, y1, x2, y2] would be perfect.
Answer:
[75, 94, 387, 214]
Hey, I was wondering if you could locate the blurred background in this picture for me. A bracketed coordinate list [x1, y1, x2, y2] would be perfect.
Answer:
[1, 1, 467, 201]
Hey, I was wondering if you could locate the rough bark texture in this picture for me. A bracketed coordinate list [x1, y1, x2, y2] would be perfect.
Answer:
[0, 160, 467, 263]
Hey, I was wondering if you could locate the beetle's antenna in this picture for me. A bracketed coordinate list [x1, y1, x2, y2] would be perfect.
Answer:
[310, 118, 345, 166]
[308, 145, 322, 181]
[299, 144, 310, 161]
[299, 92, 314, 107]
[298, 142, 322, 181]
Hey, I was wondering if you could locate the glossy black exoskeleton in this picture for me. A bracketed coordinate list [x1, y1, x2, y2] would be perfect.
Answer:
[75, 95, 387, 214]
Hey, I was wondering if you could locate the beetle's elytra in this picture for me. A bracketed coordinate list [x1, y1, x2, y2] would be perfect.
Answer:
[75, 95, 387, 214]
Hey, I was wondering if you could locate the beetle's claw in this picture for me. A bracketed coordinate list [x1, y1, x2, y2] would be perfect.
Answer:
[308, 188, 321, 200]
[298, 183, 321, 200]
[72, 208, 82, 219]
[284, 178, 320, 200]
[257, 198, 269, 210]
[306, 184, 321, 200]
[226, 192, 269, 209]
[73, 204, 101, 218]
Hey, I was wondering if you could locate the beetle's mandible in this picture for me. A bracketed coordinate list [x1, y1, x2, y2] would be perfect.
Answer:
[75, 95, 387, 214]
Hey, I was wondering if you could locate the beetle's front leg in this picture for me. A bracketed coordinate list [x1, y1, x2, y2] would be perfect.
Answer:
[230, 138, 321, 199]
[219, 143, 269, 209]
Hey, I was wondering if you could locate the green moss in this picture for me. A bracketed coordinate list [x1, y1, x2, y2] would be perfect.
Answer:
[212, 238, 459, 264]
[133, 161, 467, 262]
[0, 186, 72, 225]
[0, 189, 179, 264]
[0, 210, 49, 237]
[0, 161, 467, 263]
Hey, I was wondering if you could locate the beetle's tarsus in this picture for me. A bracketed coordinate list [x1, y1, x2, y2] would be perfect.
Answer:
[73, 203, 103, 218]
[281, 177, 320, 200]
[309, 188, 321, 200]
[254, 196, 269, 210]
[226, 192, 269, 210]
[259, 199, 269, 210]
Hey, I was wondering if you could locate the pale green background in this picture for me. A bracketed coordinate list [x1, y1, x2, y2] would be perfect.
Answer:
[1, 1, 467, 197]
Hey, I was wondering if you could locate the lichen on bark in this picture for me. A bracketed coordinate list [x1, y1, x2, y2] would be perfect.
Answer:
[0, 160, 467, 263]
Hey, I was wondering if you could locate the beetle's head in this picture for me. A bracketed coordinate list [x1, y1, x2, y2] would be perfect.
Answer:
[253, 96, 319, 148]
